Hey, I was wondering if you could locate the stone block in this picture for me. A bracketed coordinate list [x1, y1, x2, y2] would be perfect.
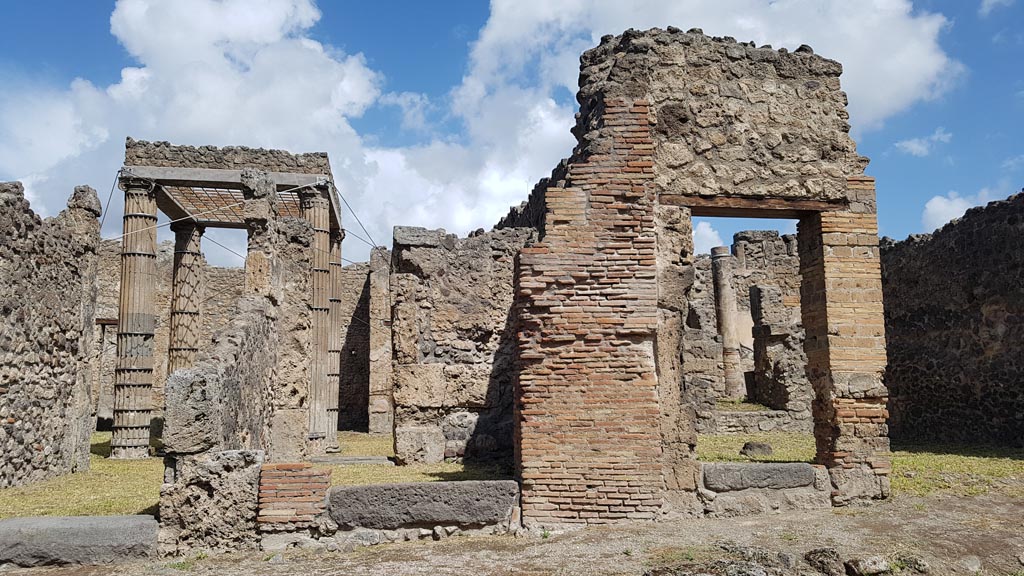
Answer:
[327, 480, 519, 530]
[702, 463, 816, 492]
[162, 368, 221, 455]
[394, 425, 445, 464]
[0, 516, 157, 567]
[393, 364, 446, 408]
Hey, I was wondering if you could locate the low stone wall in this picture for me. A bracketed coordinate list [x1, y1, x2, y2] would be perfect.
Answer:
[882, 192, 1024, 446]
[390, 226, 535, 464]
[0, 516, 157, 568]
[698, 463, 830, 517]
[0, 182, 100, 488]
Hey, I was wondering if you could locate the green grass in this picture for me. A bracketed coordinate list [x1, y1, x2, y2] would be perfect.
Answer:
[0, 432, 163, 519]
[889, 441, 1024, 497]
[698, 431, 1024, 498]
[338, 431, 395, 457]
[697, 431, 816, 463]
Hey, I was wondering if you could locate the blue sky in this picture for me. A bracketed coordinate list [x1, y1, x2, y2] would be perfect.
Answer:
[1, 0, 1021, 264]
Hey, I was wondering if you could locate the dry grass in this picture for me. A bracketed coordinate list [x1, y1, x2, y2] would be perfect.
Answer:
[698, 431, 1024, 498]
[697, 431, 816, 463]
[329, 432, 510, 486]
[0, 432, 162, 519]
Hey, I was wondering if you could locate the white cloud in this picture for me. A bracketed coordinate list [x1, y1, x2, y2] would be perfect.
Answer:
[980, 0, 1015, 17]
[1002, 154, 1024, 171]
[0, 0, 964, 266]
[895, 126, 952, 157]
[692, 220, 724, 254]
[921, 188, 999, 230]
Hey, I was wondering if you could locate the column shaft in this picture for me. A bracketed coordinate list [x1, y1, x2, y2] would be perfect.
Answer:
[711, 246, 745, 400]
[302, 188, 332, 445]
[167, 223, 204, 375]
[112, 179, 158, 459]
[326, 230, 344, 450]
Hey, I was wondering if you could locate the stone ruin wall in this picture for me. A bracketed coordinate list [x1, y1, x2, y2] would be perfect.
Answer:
[687, 231, 812, 435]
[337, 262, 370, 431]
[390, 226, 536, 465]
[881, 192, 1024, 446]
[92, 239, 245, 428]
[0, 182, 100, 488]
[514, 27, 887, 527]
[159, 172, 318, 554]
[125, 138, 332, 175]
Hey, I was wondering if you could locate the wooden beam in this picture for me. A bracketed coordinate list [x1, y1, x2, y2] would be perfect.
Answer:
[122, 166, 327, 190]
[659, 194, 847, 218]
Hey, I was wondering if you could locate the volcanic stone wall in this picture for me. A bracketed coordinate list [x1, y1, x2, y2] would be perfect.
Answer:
[0, 182, 100, 488]
[125, 138, 332, 175]
[337, 262, 371, 431]
[390, 226, 536, 464]
[882, 192, 1024, 446]
[92, 239, 245, 427]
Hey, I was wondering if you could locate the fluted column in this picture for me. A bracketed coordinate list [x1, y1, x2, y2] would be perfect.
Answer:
[167, 222, 205, 376]
[301, 186, 331, 447]
[112, 177, 158, 459]
[711, 246, 745, 401]
[325, 229, 345, 451]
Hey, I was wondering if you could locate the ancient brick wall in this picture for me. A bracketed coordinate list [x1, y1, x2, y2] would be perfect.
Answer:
[92, 239, 244, 427]
[391, 226, 535, 464]
[337, 263, 370, 431]
[882, 192, 1024, 446]
[0, 182, 100, 487]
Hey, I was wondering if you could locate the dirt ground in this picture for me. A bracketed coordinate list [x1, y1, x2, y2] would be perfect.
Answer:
[12, 490, 1023, 576]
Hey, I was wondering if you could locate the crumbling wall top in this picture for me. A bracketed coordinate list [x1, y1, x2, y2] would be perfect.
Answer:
[124, 137, 332, 176]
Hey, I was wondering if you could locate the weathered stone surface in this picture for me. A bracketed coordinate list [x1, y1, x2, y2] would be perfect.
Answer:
[0, 515, 156, 567]
[882, 191, 1024, 446]
[327, 480, 519, 530]
[740, 442, 774, 458]
[804, 547, 844, 576]
[703, 463, 816, 492]
[391, 226, 535, 463]
[159, 450, 264, 555]
[338, 262, 371, 431]
[845, 556, 891, 575]
[0, 182, 98, 487]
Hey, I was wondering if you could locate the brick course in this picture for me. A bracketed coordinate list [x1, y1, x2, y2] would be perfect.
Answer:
[257, 463, 331, 531]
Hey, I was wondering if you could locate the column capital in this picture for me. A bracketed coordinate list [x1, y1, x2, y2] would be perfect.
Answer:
[118, 175, 155, 193]
[169, 220, 205, 235]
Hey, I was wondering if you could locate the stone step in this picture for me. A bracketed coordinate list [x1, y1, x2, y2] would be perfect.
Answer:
[0, 515, 157, 568]
[310, 455, 395, 467]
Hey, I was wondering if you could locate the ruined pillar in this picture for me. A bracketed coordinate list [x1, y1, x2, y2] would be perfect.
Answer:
[367, 247, 394, 435]
[798, 180, 890, 505]
[301, 186, 332, 447]
[711, 246, 745, 400]
[325, 229, 344, 451]
[111, 176, 158, 459]
[167, 222, 204, 376]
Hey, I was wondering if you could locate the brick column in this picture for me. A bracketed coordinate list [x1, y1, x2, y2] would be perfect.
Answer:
[516, 98, 663, 527]
[711, 246, 745, 400]
[167, 222, 204, 375]
[301, 187, 332, 447]
[111, 177, 158, 459]
[798, 181, 890, 505]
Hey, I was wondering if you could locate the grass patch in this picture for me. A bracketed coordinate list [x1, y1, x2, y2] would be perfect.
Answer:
[890, 442, 1024, 498]
[338, 431, 395, 457]
[330, 432, 510, 485]
[0, 432, 162, 519]
[697, 431, 816, 463]
[715, 399, 773, 412]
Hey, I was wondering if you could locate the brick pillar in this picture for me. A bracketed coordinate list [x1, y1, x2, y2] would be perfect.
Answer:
[301, 187, 332, 448]
[711, 246, 745, 400]
[167, 222, 204, 375]
[111, 177, 158, 459]
[798, 182, 890, 505]
[516, 98, 663, 527]
[325, 229, 344, 451]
